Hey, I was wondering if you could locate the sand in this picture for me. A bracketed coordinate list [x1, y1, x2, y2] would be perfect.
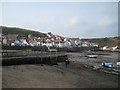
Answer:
[2, 52, 119, 88]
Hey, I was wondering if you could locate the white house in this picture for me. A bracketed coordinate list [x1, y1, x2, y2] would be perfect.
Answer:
[102, 46, 108, 50]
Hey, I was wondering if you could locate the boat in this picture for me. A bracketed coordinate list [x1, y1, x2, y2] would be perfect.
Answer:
[101, 63, 113, 67]
[86, 55, 98, 58]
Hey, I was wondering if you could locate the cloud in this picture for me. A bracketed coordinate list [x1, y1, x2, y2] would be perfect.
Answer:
[53, 16, 89, 37]
[65, 16, 88, 31]
[97, 16, 117, 28]
[69, 16, 80, 26]
[62, 15, 118, 38]
[83, 16, 118, 38]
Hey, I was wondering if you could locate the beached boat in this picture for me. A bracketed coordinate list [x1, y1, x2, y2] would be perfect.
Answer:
[86, 55, 98, 58]
[101, 63, 113, 67]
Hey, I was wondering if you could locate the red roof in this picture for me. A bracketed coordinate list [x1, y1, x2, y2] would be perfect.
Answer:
[53, 40, 63, 43]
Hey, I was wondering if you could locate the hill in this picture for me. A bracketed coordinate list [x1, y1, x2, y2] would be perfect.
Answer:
[1, 26, 46, 37]
[81, 36, 120, 47]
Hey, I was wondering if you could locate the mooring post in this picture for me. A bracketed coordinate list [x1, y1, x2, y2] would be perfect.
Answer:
[41, 57, 43, 66]
[49, 51, 51, 65]
[55, 51, 57, 64]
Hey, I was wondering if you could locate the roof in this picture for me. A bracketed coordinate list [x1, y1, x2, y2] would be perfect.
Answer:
[53, 40, 63, 43]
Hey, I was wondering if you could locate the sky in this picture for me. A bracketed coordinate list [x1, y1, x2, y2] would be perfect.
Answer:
[0, 0, 119, 38]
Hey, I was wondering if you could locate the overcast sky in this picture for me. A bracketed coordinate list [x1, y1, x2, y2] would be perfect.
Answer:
[0, 0, 119, 38]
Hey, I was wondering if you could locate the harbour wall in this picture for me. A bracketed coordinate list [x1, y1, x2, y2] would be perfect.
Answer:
[2, 51, 68, 66]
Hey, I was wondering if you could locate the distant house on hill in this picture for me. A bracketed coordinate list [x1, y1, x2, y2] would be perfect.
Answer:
[47, 32, 54, 38]
[67, 38, 81, 47]
[102, 46, 108, 50]
[111, 46, 120, 51]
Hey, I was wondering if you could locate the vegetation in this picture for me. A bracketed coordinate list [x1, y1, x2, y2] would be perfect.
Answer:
[81, 36, 120, 47]
[1, 26, 46, 37]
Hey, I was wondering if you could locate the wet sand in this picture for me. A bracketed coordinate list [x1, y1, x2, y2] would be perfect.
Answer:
[2, 52, 119, 88]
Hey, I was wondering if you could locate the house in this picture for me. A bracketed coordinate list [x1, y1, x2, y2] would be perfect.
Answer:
[67, 38, 81, 47]
[2, 37, 8, 46]
[102, 46, 109, 50]
[53, 40, 64, 47]
[64, 40, 72, 48]
[27, 35, 34, 46]
[111, 46, 120, 51]
[81, 41, 89, 47]
[89, 43, 99, 47]
[14, 39, 22, 46]
[47, 32, 54, 38]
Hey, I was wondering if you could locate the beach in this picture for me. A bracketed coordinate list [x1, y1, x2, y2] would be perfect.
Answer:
[2, 52, 119, 88]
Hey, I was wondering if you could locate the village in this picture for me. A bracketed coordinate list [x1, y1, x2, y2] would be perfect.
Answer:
[0, 32, 119, 52]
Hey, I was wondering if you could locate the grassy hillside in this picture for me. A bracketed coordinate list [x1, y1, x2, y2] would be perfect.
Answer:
[81, 36, 120, 47]
[1, 26, 46, 37]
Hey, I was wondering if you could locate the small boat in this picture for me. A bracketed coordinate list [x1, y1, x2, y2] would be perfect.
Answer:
[117, 62, 120, 66]
[80, 55, 98, 59]
[102, 63, 113, 67]
[86, 55, 98, 58]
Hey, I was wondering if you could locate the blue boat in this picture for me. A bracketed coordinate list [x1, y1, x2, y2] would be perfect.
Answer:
[101, 63, 113, 67]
